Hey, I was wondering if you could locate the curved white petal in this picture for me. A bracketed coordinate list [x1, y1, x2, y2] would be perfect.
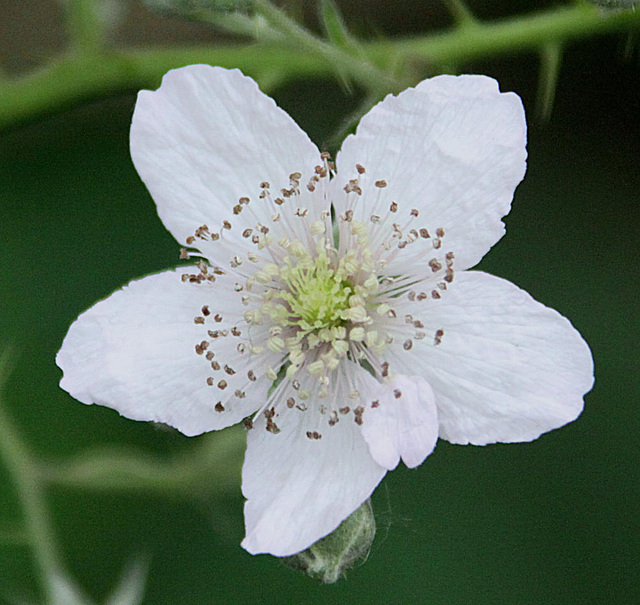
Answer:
[241, 399, 386, 556]
[359, 374, 438, 470]
[57, 270, 266, 436]
[390, 271, 594, 445]
[336, 74, 527, 270]
[130, 65, 322, 247]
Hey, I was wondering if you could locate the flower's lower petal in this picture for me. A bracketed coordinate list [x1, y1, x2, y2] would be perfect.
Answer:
[130, 65, 322, 247]
[241, 404, 386, 556]
[57, 270, 263, 436]
[358, 374, 438, 470]
[335, 74, 526, 271]
[393, 271, 594, 445]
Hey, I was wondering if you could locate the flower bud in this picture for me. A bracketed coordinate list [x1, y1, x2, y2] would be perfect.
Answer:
[282, 499, 376, 584]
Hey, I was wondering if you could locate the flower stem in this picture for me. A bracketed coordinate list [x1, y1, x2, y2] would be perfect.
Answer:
[0, 3, 638, 131]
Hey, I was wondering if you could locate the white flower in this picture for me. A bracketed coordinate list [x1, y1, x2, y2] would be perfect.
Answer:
[56, 65, 594, 557]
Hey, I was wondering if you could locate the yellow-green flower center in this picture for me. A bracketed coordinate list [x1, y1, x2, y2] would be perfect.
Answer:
[281, 255, 354, 331]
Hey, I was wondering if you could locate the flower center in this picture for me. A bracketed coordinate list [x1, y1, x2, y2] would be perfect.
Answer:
[280, 253, 353, 331]
[280, 254, 354, 332]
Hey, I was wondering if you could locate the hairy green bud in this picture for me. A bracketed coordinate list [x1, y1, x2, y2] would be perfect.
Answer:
[283, 499, 376, 584]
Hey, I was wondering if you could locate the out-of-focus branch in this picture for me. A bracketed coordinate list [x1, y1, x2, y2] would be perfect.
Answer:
[0, 3, 639, 131]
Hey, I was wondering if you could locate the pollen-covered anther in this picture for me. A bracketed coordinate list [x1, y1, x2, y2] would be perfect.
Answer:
[195, 341, 208, 355]
[306, 431, 322, 440]
[428, 258, 443, 272]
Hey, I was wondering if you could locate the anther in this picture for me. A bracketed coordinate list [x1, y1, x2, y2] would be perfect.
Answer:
[434, 329, 444, 346]
[429, 259, 443, 272]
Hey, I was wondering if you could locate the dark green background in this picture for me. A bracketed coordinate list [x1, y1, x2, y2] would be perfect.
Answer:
[1, 2, 639, 603]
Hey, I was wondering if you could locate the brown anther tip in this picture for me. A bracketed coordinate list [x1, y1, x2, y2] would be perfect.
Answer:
[375, 180, 388, 188]
[393, 389, 402, 399]
[179, 248, 189, 259]
[356, 164, 365, 174]
[186, 236, 195, 245]
[243, 417, 254, 430]
[215, 402, 225, 412]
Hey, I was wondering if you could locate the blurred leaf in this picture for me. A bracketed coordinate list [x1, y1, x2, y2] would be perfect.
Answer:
[104, 558, 149, 605]
[48, 571, 94, 605]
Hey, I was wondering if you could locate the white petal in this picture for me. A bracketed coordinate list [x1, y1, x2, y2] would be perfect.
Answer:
[241, 403, 386, 556]
[130, 65, 321, 246]
[358, 374, 438, 470]
[392, 271, 594, 445]
[57, 270, 265, 436]
[336, 74, 527, 270]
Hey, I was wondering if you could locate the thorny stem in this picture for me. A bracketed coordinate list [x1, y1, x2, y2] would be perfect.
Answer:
[64, 0, 108, 52]
[0, 352, 61, 603]
[37, 427, 245, 495]
[0, 3, 638, 131]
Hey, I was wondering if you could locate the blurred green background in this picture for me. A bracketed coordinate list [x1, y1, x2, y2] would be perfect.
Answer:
[1, 1, 639, 603]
